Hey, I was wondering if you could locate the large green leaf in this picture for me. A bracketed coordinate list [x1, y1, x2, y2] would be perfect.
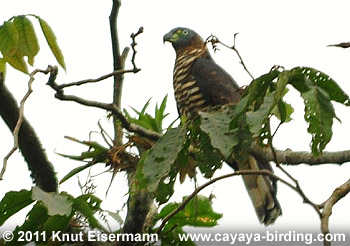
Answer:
[13, 16, 39, 66]
[31, 186, 72, 216]
[287, 67, 341, 155]
[142, 126, 187, 193]
[0, 189, 34, 225]
[199, 109, 238, 159]
[38, 17, 66, 70]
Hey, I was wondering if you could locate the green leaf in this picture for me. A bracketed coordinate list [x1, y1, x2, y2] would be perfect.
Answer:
[73, 194, 106, 231]
[0, 57, 6, 74]
[0, 189, 34, 225]
[31, 186, 72, 216]
[59, 162, 94, 184]
[38, 17, 66, 70]
[291, 67, 350, 106]
[199, 109, 238, 159]
[158, 195, 222, 227]
[302, 86, 335, 155]
[246, 92, 275, 136]
[0, 21, 18, 56]
[13, 16, 39, 66]
[142, 126, 187, 194]
[244, 68, 281, 109]
[4, 51, 28, 73]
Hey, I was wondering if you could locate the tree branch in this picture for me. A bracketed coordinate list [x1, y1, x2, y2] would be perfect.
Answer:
[251, 144, 350, 166]
[56, 69, 139, 89]
[46, 69, 161, 141]
[320, 179, 350, 246]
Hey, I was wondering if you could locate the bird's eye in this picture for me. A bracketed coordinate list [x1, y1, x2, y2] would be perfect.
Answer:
[183, 29, 188, 35]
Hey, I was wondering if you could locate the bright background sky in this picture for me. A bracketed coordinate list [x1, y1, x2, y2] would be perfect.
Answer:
[1, 0, 350, 240]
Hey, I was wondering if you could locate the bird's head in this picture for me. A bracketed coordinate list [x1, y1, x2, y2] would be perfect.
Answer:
[163, 27, 205, 51]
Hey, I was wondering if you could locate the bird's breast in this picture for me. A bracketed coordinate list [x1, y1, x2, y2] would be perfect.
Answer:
[173, 50, 207, 118]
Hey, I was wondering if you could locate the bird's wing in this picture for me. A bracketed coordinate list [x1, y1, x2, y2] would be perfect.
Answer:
[192, 57, 242, 106]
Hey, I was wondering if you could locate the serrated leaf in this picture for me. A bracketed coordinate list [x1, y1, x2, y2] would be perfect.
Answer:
[38, 17, 66, 70]
[158, 195, 222, 227]
[32, 186, 72, 216]
[73, 194, 105, 231]
[142, 126, 187, 193]
[13, 16, 39, 66]
[0, 189, 34, 225]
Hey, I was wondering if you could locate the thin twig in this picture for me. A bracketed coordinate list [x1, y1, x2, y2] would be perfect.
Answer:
[156, 169, 296, 235]
[56, 69, 139, 89]
[130, 26, 144, 71]
[0, 67, 53, 179]
[206, 34, 254, 80]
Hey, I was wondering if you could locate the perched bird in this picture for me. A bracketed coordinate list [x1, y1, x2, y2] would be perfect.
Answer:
[163, 27, 282, 225]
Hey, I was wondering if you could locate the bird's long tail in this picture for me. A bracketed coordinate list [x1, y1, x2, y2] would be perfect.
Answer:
[237, 155, 282, 226]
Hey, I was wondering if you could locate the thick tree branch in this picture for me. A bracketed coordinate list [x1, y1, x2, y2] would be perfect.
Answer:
[0, 71, 57, 192]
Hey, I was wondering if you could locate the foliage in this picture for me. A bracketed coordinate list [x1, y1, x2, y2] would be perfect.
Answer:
[0, 15, 65, 75]
[0, 187, 111, 245]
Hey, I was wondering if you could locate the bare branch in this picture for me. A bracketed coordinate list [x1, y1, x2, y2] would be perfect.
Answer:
[320, 179, 350, 245]
[1, 67, 52, 180]
[130, 26, 144, 71]
[206, 34, 254, 80]
[56, 68, 139, 89]
[46, 67, 161, 141]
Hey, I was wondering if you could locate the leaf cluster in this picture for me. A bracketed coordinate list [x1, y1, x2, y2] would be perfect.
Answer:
[0, 15, 65, 75]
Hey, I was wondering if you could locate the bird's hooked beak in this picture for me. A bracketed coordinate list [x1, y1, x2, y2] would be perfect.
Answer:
[163, 30, 179, 43]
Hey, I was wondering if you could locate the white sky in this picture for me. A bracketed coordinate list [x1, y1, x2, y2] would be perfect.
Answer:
[1, 0, 350, 241]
